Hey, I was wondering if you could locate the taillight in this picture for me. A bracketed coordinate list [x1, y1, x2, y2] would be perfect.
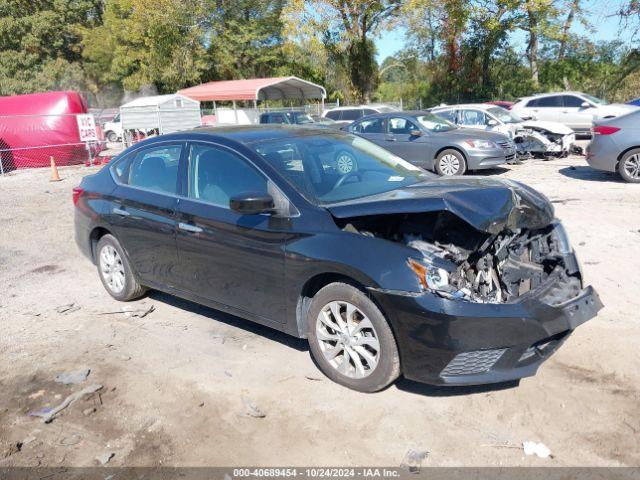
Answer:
[592, 125, 620, 135]
[72, 187, 84, 205]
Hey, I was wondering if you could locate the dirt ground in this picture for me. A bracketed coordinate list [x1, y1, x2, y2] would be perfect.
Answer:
[0, 145, 638, 468]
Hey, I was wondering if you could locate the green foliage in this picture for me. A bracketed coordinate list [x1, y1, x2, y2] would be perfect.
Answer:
[0, 0, 638, 108]
[0, 0, 102, 94]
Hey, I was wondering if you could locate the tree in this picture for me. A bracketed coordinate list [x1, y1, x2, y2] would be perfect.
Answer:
[283, 0, 402, 102]
[207, 0, 288, 79]
[82, 0, 210, 94]
[0, 0, 102, 95]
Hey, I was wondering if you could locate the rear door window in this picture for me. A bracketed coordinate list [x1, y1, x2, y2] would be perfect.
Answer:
[434, 109, 457, 123]
[460, 109, 487, 126]
[562, 95, 586, 107]
[325, 110, 342, 120]
[341, 109, 363, 121]
[112, 144, 182, 195]
[536, 96, 562, 107]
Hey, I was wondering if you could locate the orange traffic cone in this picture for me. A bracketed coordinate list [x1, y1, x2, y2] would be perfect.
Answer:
[50, 156, 61, 182]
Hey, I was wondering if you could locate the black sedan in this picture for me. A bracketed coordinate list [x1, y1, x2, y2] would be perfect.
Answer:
[74, 126, 601, 392]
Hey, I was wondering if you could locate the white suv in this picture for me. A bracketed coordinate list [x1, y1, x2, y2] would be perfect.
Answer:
[511, 92, 636, 134]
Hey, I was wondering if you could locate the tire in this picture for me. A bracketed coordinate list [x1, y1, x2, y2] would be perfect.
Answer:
[617, 149, 640, 183]
[106, 131, 118, 143]
[307, 282, 400, 392]
[435, 149, 467, 176]
[96, 234, 146, 301]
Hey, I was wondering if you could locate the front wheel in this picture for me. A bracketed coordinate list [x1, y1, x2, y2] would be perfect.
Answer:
[307, 283, 400, 392]
[618, 149, 640, 183]
[435, 149, 467, 176]
[106, 131, 118, 143]
[96, 234, 146, 301]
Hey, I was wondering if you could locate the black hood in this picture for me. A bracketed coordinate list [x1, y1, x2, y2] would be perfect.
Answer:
[327, 177, 554, 234]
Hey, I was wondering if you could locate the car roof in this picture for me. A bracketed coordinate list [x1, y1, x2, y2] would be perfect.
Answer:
[177, 124, 344, 144]
[529, 91, 586, 98]
[432, 104, 501, 111]
[261, 111, 306, 115]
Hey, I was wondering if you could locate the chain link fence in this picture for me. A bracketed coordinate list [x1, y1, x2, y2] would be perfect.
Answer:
[0, 112, 125, 175]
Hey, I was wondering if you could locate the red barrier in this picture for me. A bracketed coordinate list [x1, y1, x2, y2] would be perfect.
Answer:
[0, 91, 96, 170]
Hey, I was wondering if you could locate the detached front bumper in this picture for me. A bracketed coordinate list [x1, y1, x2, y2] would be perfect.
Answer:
[370, 281, 602, 386]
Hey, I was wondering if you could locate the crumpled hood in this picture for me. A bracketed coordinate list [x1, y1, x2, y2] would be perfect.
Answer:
[519, 120, 574, 135]
[327, 177, 554, 234]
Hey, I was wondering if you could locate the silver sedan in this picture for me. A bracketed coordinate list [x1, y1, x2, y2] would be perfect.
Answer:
[587, 109, 640, 183]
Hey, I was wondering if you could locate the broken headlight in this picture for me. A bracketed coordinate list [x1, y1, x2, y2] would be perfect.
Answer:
[407, 258, 450, 291]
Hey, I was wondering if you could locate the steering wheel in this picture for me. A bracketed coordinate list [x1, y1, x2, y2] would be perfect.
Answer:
[333, 171, 362, 190]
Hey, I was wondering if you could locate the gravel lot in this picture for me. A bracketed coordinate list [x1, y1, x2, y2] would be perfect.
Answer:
[1, 148, 638, 467]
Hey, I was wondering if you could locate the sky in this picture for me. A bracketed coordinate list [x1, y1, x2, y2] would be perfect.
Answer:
[375, 0, 628, 61]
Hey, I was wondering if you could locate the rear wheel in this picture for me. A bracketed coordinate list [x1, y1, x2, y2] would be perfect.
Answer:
[307, 283, 400, 392]
[435, 149, 467, 176]
[618, 149, 640, 183]
[106, 131, 118, 143]
[96, 234, 146, 301]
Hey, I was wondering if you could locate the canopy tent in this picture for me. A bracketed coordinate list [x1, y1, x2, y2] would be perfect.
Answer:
[178, 77, 326, 125]
[120, 94, 201, 141]
[178, 76, 326, 102]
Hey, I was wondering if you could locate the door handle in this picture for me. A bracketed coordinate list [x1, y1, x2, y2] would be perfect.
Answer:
[113, 207, 130, 216]
[385, 137, 397, 142]
[178, 222, 203, 234]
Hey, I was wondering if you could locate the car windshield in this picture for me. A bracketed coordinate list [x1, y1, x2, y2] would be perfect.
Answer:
[416, 113, 457, 132]
[252, 134, 433, 204]
[486, 107, 523, 123]
[582, 93, 607, 105]
[293, 112, 314, 124]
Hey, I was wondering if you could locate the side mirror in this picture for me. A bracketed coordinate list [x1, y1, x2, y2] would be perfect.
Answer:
[230, 192, 275, 215]
[581, 101, 591, 109]
[410, 129, 422, 137]
[487, 119, 498, 127]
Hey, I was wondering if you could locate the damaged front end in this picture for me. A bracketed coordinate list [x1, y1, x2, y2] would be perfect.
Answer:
[514, 122, 578, 158]
[328, 179, 601, 385]
[340, 211, 581, 305]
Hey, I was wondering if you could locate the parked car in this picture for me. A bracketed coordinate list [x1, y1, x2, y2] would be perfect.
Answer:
[259, 111, 315, 125]
[103, 114, 123, 143]
[322, 104, 400, 126]
[511, 92, 636, 135]
[431, 104, 576, 158]
[346, 111, 515, 175]
[74, 126, 601, 392]
[485, 100, 514, 110]
[586, 109, 640, 183]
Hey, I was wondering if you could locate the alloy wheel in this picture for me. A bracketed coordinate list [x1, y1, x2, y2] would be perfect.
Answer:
[316, 301, 381, 379]
[99, 245, 126, 294]
[623, 154, 640, 179]
[439, 154, 460, 175]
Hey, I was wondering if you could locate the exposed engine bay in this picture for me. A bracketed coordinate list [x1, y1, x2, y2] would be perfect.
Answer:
[339, 211, 582, 304]
[513, 123, 580, 158]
